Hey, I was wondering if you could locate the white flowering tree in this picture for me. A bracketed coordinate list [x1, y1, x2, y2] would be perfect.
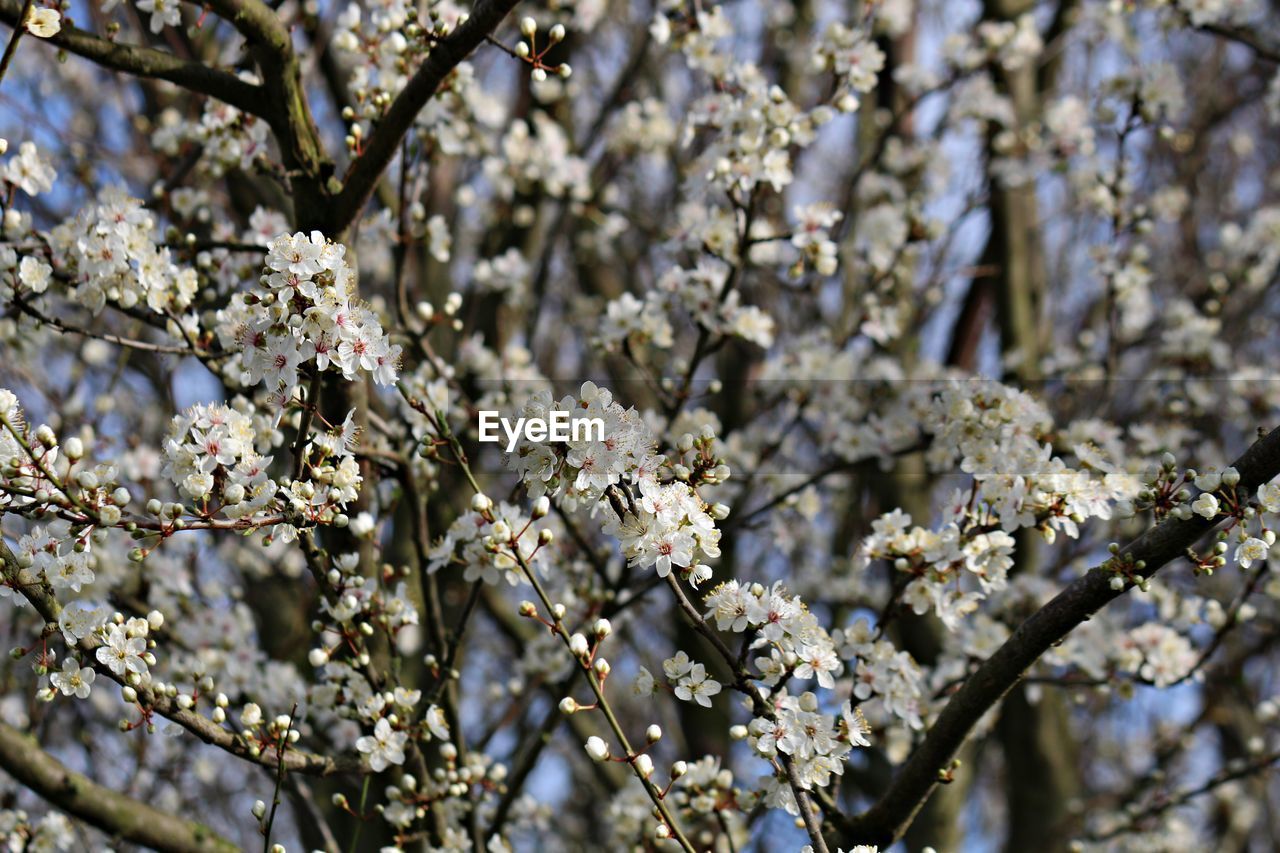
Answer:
[4, 0, 1280, 850]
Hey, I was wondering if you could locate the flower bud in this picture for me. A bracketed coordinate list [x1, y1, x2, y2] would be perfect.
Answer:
[646, 724, 662, 743]
[559, 697, 578, 714]
[584, 736, 609, 761]
[531, 495, 550, 519]
[520, 16, 537, 37]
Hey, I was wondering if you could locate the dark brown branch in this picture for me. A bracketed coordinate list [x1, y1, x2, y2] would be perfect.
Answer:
[0, 0, 263, 114]
[199, 0, 332, 226]
[330, 0, 521, 234]
[834, 425, 1280, 847]
[1198, 22, 1280, 63]
[0, 721, 240, 852]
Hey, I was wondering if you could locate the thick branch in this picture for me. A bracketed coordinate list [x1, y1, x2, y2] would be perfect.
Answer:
[835, 425, 1280, 847]
[0, 0, 263, 114]
[199, 0, 332, 225]
[331, 0, 520, 234]
[205, 0, 293, 54]
[1198, 22, 1280, 63]
[0, 721, 239, 852]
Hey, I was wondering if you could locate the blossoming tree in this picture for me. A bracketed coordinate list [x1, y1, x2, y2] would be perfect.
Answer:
[4, 0, 1280, 850]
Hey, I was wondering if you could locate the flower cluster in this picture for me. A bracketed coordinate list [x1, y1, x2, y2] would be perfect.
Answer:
[660, 651, 723, 707]
[789, 203, 843, 276]
[14, 523, 94, 592]
[505, 381, 652, 504]
[0, 390, 132, 529]
[220, 232, 401, 397]
[0, 809, 73, 850]
[427, 500, 546, 586]
[704, 580, 843, 688]
[602, 475, 723, 584]
[1115, 622, 1198, 688]
[162, 402, 273, 511]
[665, 262, 776, 348]
[1, 141, 56, 196]
[14, 187, 201, 315]
[813, 22, 888, 113]
[747, 692, 870, 814]
[835, 622, 927, 732]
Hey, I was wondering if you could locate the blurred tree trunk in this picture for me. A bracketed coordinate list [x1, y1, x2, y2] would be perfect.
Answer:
[980, 4, 1081, 851]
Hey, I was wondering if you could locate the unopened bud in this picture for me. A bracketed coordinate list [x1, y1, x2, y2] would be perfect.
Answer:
[584, 736, 609, 761]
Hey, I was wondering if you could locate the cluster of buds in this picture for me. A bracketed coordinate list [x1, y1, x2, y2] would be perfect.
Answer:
[1, 397, 132, 528]
[673, 424, 733, 494]
[1114, 452, 1194, 522]
[413, 291, 466, 334]
[1103, 543, 1149, 590]
[514, 17, 572, 83]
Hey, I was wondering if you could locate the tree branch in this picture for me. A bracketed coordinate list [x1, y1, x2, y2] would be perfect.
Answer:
[0, 720, 240, 852]
[1198, 22, 1280, 63]
[0, 0, 263, 115]
[199, 0, 332, 226]
[834, 424, 1280, 847]
[330, 0, 520, 234]
[0, 539, 364, 777]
